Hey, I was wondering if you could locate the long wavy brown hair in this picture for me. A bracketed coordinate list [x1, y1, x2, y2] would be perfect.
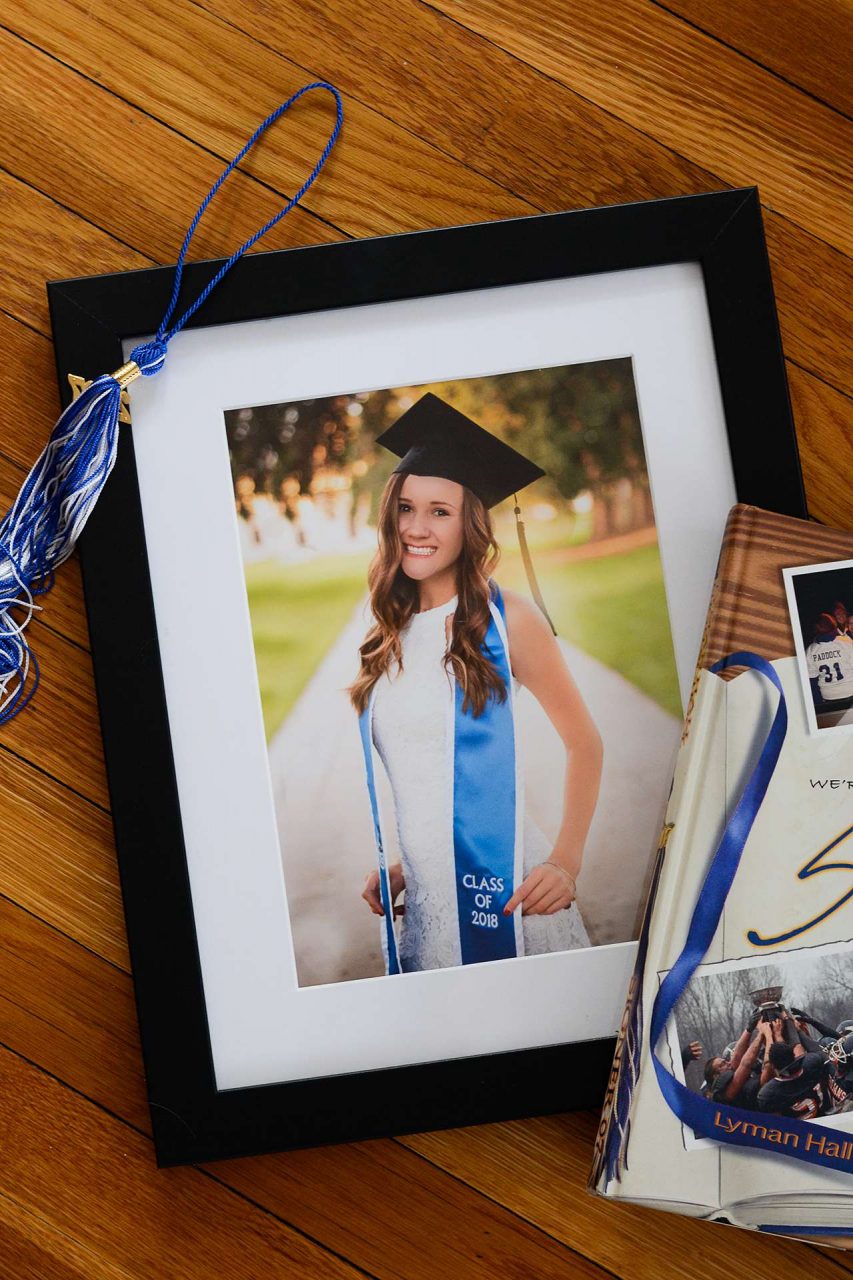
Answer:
[349, 472, 506, 717]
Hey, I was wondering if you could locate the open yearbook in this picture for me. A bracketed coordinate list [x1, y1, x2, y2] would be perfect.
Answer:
[591, 505, 853, 1247]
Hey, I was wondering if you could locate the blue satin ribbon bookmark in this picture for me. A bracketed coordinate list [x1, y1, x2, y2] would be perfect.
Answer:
[650, 652, 853, 1175]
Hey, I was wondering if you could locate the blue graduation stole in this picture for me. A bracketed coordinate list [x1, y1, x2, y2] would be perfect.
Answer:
[358, 583, 523, 974]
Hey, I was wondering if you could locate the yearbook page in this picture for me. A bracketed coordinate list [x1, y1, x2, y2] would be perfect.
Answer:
[593, 508, 853, 1241]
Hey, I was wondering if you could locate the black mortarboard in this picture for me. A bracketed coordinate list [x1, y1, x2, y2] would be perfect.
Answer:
[375, 392, 544, 508]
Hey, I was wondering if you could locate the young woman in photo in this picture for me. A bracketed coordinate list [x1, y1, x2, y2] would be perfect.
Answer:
[351, 393, 603, 975]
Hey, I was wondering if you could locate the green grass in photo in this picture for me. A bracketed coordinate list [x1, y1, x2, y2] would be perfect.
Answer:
[246, 552, 371, 739]
[492, 508, 592, 555]
[498, 541, 682, 719]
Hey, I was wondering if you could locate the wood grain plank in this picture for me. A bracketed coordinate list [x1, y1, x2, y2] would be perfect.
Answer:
[0, 620, 108, 808]
[0, 898, 611, 1280]
[0, 26, 339, 266]
[0, 896, 145, 1126]
[0, 311, 58, 472]
[656, 0, 853, 117]
[199, 0, 713, 209]
[0, 749, 126, 967]
[402, 1116, 851, 1277]
[0, 169, 150, 336]
[427, 0, 853, 255]
[0, 1192, 138, 1280]
[1, 5, 850, 406]
[5, 0, 531, 240]
[789, 363, 853, 530]
[0, 1047, 368, 1280]
[763, 216, 853, 401]
[220, 1140, 607, 1280]
[117, 0, 853, 400]
[4, 884, 846, 1279]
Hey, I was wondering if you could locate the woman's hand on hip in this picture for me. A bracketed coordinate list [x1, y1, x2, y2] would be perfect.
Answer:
[362, 863, 406, 916]
[503, 861, 576, 916]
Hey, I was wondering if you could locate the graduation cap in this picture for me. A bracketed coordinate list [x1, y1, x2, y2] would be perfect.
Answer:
[376, 392, 544, 508]
[376, 392, 556, 632]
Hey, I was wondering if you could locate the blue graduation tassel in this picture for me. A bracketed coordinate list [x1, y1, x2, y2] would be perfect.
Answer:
[0, 83, 342, 725]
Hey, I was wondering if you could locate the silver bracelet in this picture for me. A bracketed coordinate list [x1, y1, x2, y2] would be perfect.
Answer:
[545, 860, 577, 892]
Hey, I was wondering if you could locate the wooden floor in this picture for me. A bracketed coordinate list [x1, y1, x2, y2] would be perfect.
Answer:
[1, 0, 852, 1275]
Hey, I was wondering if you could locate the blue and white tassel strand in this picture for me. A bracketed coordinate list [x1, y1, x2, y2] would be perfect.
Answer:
[0, 82, 342, 725]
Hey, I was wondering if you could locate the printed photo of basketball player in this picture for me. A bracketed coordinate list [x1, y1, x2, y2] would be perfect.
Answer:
[784, 560, 853, 733]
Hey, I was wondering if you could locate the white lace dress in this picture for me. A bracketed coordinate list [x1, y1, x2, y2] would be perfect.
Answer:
[371, 595, 589, 972]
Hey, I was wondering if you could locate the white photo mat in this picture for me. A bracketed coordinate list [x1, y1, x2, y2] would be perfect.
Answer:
[123, 262, 736, 1091]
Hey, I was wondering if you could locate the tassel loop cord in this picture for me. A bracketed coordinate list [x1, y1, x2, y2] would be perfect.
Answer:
[0, 82, 344, 725]
[149, 80, 343, 357]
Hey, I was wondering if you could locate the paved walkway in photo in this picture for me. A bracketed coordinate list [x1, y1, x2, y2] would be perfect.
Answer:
[269, 595, 681, 987]
[549, 523, 658, 563]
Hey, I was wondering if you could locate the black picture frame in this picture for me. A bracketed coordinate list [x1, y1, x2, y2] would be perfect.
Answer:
[48, 188, 806, 1166]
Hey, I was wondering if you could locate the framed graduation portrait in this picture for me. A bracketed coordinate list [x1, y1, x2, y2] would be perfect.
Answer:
[48, 188, 806, 1165]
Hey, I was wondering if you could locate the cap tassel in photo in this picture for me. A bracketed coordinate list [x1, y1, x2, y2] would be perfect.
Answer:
[513, 497, 557, 636]
[0, 82, 343, 726]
